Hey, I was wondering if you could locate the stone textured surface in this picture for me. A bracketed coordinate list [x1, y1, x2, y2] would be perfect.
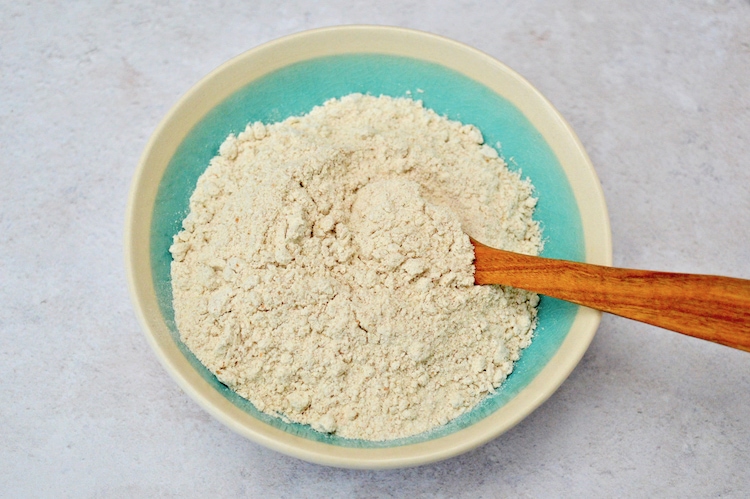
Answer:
[1, 1, 749, 496]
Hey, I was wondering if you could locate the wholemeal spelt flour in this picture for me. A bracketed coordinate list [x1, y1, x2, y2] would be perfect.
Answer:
[170, 94, 542, 440]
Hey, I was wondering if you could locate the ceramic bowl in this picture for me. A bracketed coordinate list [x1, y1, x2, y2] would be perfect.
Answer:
[125, 25, 612, 469]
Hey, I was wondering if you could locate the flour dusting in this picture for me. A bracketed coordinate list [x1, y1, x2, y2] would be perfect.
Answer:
[170, 94, 542, 440]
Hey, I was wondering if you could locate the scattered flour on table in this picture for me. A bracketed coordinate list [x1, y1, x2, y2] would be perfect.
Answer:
[170, 94, 542, 440]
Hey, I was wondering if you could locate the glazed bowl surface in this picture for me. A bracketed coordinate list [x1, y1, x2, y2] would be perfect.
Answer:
[125, 25, 612, 469]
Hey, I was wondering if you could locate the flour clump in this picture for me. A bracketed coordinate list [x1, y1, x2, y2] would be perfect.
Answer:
[170, 94, 542, 440]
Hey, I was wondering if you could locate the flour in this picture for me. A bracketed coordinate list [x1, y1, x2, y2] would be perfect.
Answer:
[170, 94, 542, 440]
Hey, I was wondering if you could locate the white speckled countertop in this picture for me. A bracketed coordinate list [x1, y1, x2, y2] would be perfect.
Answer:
[2, 1, 749, 496]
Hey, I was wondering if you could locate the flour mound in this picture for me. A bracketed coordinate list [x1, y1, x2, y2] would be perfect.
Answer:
[170, 94, 541, 440]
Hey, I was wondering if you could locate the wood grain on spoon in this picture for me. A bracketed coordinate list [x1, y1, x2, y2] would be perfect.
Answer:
[471, 238, 750, 352]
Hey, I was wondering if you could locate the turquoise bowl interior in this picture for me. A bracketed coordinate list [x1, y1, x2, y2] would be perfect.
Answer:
[150, 54, 584, 448]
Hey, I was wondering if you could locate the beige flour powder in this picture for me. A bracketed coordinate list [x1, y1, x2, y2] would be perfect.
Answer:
[170, 94, 542, 440]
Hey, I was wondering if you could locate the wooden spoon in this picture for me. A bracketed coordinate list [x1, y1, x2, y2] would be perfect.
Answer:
[471, 238, 750, 352]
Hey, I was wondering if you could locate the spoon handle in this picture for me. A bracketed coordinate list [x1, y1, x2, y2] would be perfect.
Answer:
[472, 240, 750, 352]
